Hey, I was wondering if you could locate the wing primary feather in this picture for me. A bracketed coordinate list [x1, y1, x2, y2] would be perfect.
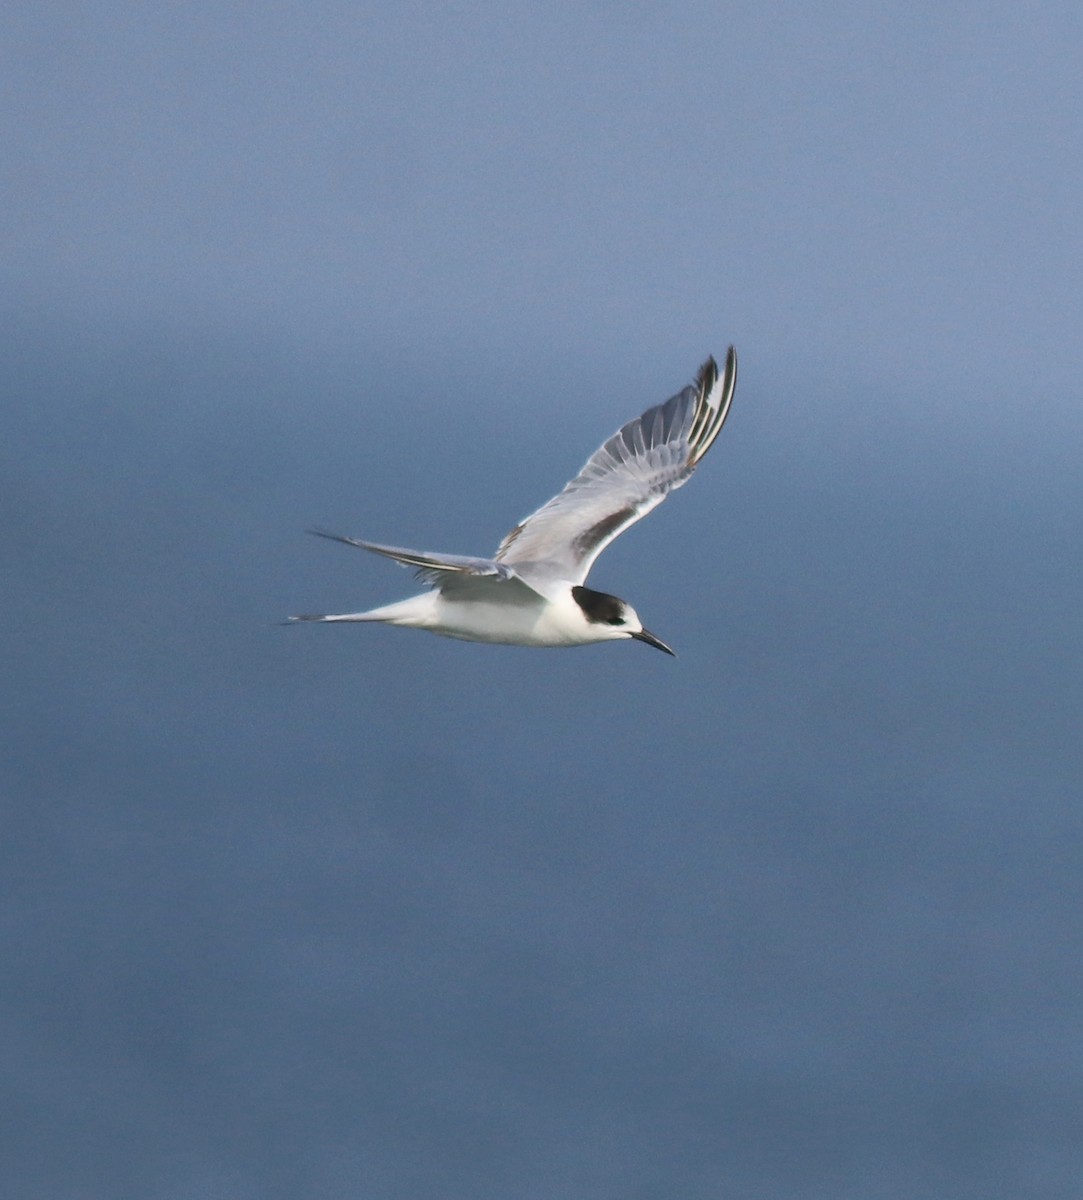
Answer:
[687, 356, 719, 447]
[307, 529, 477, 574]
[304, 528, 544, 595]
[688, 347, 736, 465]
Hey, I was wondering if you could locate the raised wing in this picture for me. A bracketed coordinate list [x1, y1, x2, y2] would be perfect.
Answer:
[495, 348, 736, 583]
[307, 529, 545, 598]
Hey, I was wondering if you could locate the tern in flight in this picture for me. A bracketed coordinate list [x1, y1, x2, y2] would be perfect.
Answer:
[290, 348, 737, 656]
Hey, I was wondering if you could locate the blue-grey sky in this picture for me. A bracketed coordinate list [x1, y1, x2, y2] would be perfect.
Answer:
[5, 3, 1083, 1198]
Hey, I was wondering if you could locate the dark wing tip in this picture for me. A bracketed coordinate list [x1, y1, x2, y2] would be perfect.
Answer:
[700, 346, 736, 398]
[695, 355, 719, 393]
[688, 345, 737, 464]
[307, 527, 358, 547]
[722, 345, 737, 395]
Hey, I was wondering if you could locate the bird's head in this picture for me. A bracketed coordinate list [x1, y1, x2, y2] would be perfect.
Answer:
[571, 585, 676, 656]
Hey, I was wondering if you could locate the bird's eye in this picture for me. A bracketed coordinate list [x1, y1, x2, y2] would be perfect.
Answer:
[606, 615, 625, 626]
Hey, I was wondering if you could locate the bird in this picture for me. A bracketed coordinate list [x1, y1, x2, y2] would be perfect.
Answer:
[289, 347, 737, 656]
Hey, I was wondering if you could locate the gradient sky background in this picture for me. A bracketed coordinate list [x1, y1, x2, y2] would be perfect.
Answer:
[5, 3, 1083, 1198]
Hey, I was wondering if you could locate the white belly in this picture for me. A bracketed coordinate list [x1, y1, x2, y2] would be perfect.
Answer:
[432, 591, 595, 647]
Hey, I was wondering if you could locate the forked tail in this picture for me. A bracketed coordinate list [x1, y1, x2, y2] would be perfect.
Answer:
[285, 595, 433, 627]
